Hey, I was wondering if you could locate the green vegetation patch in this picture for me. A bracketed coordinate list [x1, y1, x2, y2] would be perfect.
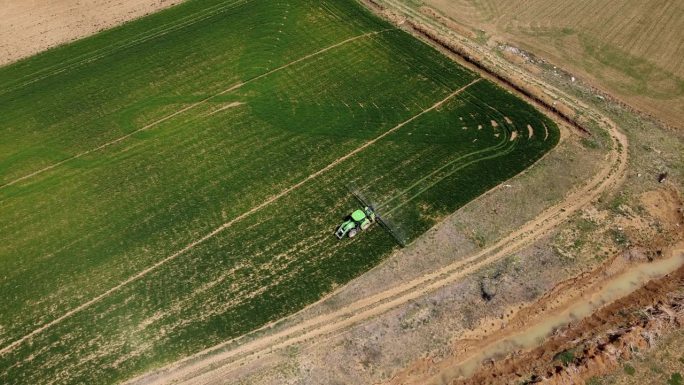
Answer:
[555, 349, 576, 366]
[623, 363, 636, 376]
[0, 0, 559, 383]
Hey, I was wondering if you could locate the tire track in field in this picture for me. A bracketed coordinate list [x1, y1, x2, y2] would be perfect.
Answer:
[127, 101, 628, 385]
[378, 94, 522, 214]
[0, 29, 392, 190]
[0, 78, 479, 357]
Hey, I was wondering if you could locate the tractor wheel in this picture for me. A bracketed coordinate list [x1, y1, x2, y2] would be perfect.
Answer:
[348, 228, 358, 238]
[360, 220, 371, 230]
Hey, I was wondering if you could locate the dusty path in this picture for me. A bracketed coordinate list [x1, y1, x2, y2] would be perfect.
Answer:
[0, 29, 390, 190]
[0, 78, 479, 357]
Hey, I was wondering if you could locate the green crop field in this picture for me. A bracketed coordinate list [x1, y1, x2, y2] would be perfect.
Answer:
[0, 0, 558, 383]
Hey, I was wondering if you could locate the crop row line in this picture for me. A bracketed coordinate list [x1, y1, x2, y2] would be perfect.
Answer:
[385, 130, 517, 216]
[378, 92, 516, 213]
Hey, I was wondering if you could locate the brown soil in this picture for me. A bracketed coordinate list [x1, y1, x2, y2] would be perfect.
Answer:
[448, 256, 684, 385]
[206, 102, 244, 116]
[384, 178, 683, 385]
[386, 239, 684, 385]
[600, 325, 684, 384]
[417, 1, 684, 130]
[509, 131, 518, 141]
[0, 0, 183, 66]
[641, 187, 684, 229]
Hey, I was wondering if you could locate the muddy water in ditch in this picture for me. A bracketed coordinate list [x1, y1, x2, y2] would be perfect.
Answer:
[430, 250, 684, 384]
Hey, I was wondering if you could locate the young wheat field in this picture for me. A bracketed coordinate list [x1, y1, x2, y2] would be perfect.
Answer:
[0, 0, 558, 383]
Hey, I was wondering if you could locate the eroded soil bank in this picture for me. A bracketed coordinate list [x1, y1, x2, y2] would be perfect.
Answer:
[447, 250, 684, 385]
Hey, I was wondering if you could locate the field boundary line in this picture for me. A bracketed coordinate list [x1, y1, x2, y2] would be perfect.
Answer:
[0, 29, 392, 190]
[0, 78, 479, 357]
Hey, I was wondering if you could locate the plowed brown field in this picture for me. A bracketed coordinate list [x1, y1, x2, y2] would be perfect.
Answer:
[422, 0, 684, 128]
[0, 0, 181, 66]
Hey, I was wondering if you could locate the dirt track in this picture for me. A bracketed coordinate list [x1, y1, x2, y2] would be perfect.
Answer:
[0, 0, 184, 66]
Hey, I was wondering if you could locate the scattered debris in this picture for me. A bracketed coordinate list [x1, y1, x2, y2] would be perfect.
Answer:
[480, 277, 499, 301]
[659, 172, 668, 183]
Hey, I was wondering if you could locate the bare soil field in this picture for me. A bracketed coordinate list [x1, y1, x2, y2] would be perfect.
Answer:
[418, 0, 684, 129]
[0, 0, 182, 66]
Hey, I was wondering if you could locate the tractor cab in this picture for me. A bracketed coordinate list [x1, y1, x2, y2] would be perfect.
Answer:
[335, 206, 376, 239]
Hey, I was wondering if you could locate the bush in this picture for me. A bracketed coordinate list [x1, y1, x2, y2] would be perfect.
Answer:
[623, 363, 636, 375]
[555, 349, 575, 366]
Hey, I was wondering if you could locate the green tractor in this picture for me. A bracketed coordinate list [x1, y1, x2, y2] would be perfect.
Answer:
[335, 206, 376, 239]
